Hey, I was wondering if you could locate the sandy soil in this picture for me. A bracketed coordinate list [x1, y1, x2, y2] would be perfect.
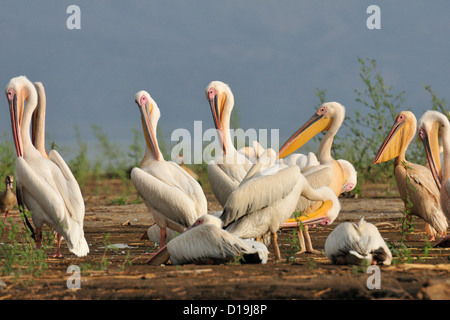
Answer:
[0, 180, 449, 302]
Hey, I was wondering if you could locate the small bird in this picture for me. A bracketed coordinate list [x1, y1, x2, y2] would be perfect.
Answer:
[324, 217, 392, 266]
[0, 175, 17, 223]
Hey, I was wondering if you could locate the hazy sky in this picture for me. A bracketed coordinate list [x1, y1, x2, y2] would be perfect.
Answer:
[1, 1, 449, 161]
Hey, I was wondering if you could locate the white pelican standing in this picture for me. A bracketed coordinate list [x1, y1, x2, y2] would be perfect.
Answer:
[5, 76, 88, 257]
[324, 217, 392, 266]
[276, 102, 351, 253]
[148, 214, 268, 265]
[220, 149, 341, 260]
[373, 111, 447, 240]
[131, 90, 207, 248]
[418, 110, 450, 221]
[205, 81, 254, 207]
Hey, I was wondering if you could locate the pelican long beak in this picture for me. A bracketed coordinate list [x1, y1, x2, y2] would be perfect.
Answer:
[418, 127, 441, 189]
[139, 101, 161, 161]
[208, 93, 227, 154]
[7, 89, 24, 158]
[281, 200, 333, 227]
[373, 117, 407, 164]
[278, 111, 332, 159]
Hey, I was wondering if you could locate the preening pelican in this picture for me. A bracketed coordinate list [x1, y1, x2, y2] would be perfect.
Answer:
[205, 81, 254, 207]
[148, 214, 268, 265]
[324, 217, 392, 266]
[5, 76, 88, 257]
[418, 110, 449, 221]
[373, 111, 447, 240]
[0, 175, 17, 223]
[131, 90, 207, 248]
[221, 149, 341, 260]
[32, 82, 48, 158]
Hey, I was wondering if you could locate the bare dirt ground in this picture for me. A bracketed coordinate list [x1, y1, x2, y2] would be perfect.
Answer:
[0, 180, 449, 302]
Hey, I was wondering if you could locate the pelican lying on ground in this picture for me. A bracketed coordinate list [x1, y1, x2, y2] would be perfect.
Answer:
[131, 90, 207, 248]
[205, 81, 254, 207]
[220, 149, 341, 260]
[373, 111, 447, 240]
[324, 217, 392, 265]
[0, 175, 17, 223]
[5, 76, 88, 257]
[147, 214, 268, 265]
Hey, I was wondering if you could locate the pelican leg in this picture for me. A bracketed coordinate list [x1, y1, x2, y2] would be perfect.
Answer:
[49, 233, 63, 258]
[159, 227, 167, 247]
[295, 225, 306, 254]
[35, 227, 42, 249]
[271, 231, 281, 261]
[303, 225, 321, 254]
[422, 223, 436, 242]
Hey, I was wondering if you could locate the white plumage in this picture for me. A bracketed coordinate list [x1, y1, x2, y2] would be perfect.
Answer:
[5, 76, 88, 257]
[165, 214, 268, 265]
[221, 149, 341, 260]
[131, 90, 207, 247]
[205, 81, 254, 207]
[325, 217, 392, 266]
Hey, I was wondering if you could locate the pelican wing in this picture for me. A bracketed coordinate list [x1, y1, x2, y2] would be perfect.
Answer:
[15, 157, 66, 224]
[207, 162, 242, 206]
[131, 167, 200, 227]
[167, 223, 254, 265]
[302, 165, 334, 189]
[325, 221, 368, 264]
[167, 161, 207, 216]
[396, 162, 447, 233]
[48, 150, 85, 223]
[221, 165, 300, 227]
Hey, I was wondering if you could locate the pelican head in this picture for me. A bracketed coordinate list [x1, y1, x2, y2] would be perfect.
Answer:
[373, 111, 416, 164]
[187, 214, 223, 231]
[205, 81, 234, 154]
[5, 76, 38, 158]
[278, 102, 346, 159]
[134, 90, 162, 161]
[418, 110, 448, 189]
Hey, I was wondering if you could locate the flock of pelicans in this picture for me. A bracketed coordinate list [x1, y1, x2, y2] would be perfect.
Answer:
[1, 76, 449, 267]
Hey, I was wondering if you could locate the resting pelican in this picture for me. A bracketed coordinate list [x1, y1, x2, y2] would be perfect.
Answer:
[324, 217, 392, 265]
[0, 175, 17, 223]
[148, 214, 268, 265]
[373, 111, 447, 240]
[221, 149, 341, 260]
[205, 81, 254, 207]
[5, 76, 88, 257]
[418, 110, 449, 221]
[131, 90, 207, 248]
